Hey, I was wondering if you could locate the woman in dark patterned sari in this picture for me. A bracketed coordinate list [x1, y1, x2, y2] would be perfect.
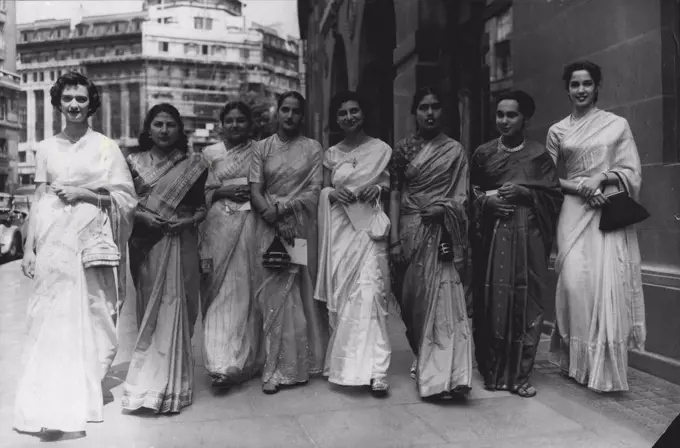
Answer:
[122, 103, 209, 413]
[471, 90, 563, 398]
[389, 87, 472, 399]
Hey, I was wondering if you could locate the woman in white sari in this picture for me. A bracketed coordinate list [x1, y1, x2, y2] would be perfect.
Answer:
[14, 72, 137, 440]
[315, 91, 392, 396]
[547, 61, 646, 392]
[200, 101, 262, 388]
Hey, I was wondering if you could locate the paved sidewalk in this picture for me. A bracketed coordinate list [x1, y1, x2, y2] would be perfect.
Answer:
[0, 260, 673, 447]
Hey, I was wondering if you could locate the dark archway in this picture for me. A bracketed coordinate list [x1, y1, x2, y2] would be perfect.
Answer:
[328, 34, 349, 146]
[357, 0, 396, 145]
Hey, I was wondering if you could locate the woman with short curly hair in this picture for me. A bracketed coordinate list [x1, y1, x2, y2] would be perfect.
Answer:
[14, 71, 137, 440]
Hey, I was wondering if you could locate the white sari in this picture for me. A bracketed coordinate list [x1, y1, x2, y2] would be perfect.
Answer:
[315, 138, 392, 385]
[13, 130, 137, 433]
[546, 108, 646, 392]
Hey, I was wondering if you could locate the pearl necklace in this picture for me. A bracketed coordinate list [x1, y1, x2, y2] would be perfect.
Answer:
[498, 138, 525, 153]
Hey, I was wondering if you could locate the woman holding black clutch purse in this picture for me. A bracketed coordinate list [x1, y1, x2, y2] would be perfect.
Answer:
[389, 87, 472, 399]
[546, 60, 647, 392]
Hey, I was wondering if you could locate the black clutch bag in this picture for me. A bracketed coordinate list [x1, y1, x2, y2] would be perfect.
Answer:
[599, 172, 650, 232]
[262, 204, 291, 270]
[438, 226, 455, 262]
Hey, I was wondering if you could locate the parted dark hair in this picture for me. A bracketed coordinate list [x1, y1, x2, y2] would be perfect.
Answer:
[138, 103, 189, 153]
[562, 60, 602, 88]
[277, 91, 306, 115]
[219, 100, 253, 126]
[410, 86, 442, 115]
[498, 89, 536, 119]
[50, 71, 101, 117]
[329, 90, 369, 133]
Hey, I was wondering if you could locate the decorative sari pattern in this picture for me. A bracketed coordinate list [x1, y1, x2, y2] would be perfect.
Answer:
[315, 138, 392, 386]
[546, 108, 646, 392]
[470, 139, 563, 391]
[14, 130, 137, 433]
[249, 134, 327, 387]
[122, 150, 208, 413]
[199, 140, 262, 382]
[390, 133, 473, 398]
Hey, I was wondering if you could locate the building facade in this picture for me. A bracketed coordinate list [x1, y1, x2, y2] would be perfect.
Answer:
[16, 0, 302, 185]
[0, 0, 21, 193]
[299, 0, 680, 384]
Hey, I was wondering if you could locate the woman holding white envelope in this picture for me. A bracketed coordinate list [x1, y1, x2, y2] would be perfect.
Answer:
[199, 101, 263, 388]
[315, 91, 393, 396]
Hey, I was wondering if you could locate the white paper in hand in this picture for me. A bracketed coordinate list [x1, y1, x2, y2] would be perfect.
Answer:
[282, 238, 308, 266]
[238, 202, 252, 211]
[344, 202, 376, 231]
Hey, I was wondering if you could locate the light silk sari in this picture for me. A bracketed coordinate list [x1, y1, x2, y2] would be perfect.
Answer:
[122, 150, 208, 413]
[200, 140, 262, 383]
[249, 134, 327, 387]
[315, 138, 392, 386]
[14, 130, 137, 433]
[547, 108, 646, 392]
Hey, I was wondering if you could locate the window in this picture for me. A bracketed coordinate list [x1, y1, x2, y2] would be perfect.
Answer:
[241, 49, 250, 59]
[202, 45, 208, 55]
[22, 73, 26, 83]
[115, 48, 125, 56]
[32, 73, 37, 82]
[50, 71, 55, 81]
[194, 17, 203, 29]
[39, 72, 44, 82]
[159, 41, 169, 52]
[20, 175, 32, 185]
[18, 151, 26, 163]
[205, 18, 213, 30]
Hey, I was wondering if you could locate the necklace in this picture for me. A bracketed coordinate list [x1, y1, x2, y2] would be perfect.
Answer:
[498, 137, 525, 153]
[63, 127, 89, 144]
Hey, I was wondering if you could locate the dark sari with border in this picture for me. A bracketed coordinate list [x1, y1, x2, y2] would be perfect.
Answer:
[470, 139, 563, 391]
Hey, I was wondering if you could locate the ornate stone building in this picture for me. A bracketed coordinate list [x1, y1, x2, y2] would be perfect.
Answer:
[17, 0, 302, 184]
[298, 0, 680, 384]
[0, 0, 21, 193]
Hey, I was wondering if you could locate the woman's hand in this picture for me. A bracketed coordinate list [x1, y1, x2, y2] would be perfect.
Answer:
[389, 241, 405, 264]
[163, 217, 195, 234]
[277, 222, 296, 244]
[52, 185, 91, 204]
[261, 206, 278, 225]
[577, 174, 606, 199]
[329, 187, 356, 205]
[138, 211, 167, 229]
[486, 195, 516, 219]
[357, 185, 381, 203]
[21, 250, 36, 279]
[420, 205, 446, 222]
[498, 183, 529, 203]
[219, 185, 250, 203]
[586, 191, 609, 209]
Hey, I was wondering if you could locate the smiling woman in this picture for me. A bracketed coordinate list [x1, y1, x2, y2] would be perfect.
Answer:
[13, 71, 137, 441]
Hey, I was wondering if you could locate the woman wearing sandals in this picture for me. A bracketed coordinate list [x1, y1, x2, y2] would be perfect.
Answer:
[547, 61, 646, 392]
[249, 91, 327, 394]
[470, 90, 563, 398]
[315, 91, 393, 396]
[389, 87, 473, 399]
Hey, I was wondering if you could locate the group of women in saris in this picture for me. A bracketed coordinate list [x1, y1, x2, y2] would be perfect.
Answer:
[13, 58, 647, 441]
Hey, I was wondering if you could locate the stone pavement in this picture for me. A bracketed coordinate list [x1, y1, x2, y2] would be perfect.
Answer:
[0, 259, 674, 447]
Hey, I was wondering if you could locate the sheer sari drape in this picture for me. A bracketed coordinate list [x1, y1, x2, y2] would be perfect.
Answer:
[315, 139, 392, 386]
[14, 131, 136, 433]
[390, 133, 473, 398]
[249, 134, 327, 387]
[122, 150, 208, 413]
[546, 108, 646, 392]
[199, 140, 262, 383]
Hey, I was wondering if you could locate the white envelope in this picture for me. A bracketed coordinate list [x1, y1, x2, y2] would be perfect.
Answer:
[239, 202, 252, 211]
[486, 189, 499, 197]
[223, 177, 248, 186]
[282, 238, 308, 266]
[343, 202, 376, 231]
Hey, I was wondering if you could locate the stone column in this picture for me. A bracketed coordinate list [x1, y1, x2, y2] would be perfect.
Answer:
[26, 89, 36, 142]
[43, 88, 54, 138]
[120, 83, 130, 140]
[101, 86, 112, 136]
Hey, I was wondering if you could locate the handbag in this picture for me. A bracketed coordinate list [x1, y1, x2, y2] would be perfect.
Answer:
[262, 204, 291, 270]
[367, 198, 391, 241]
[82, 199, 121, 268]
[599, 172, 650, 232]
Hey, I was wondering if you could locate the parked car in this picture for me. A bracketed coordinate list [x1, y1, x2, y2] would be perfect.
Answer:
[0, 193, 30, 261]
